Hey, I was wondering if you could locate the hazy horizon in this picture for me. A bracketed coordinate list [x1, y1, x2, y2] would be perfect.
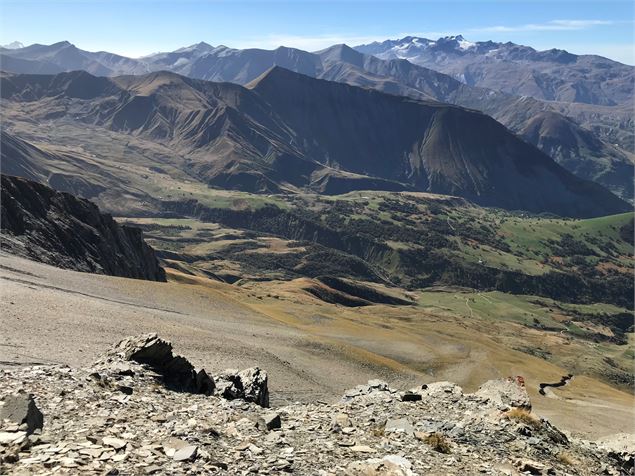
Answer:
[1, 0, 633, 65]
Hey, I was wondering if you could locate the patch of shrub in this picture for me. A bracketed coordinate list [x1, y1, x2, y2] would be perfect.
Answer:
[423, 433, 452, 453]
[505, 408, 541, 429]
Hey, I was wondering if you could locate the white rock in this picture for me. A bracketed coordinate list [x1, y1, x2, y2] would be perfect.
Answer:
[173, 445, 197, 461]
[102, 436, 127, 450]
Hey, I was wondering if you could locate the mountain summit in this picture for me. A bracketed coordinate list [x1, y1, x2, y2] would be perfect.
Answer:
[355, 35, 634, 106]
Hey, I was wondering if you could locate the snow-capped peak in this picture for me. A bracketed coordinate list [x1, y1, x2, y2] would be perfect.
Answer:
[2, 41, 24, 49]
[457, 38, 475, 50]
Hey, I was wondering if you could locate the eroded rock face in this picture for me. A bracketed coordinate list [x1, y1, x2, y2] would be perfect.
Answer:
[102, 333, 215, 395]
[99, 334, 265, 404]
[0, 174, 166, 281]
[215, 367, 269, 408]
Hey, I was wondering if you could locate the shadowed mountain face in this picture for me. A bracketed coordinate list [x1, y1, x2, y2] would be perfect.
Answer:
[519, 112, 634, 200]
[2, 40, 630, 200]
[0, 174, 166, 281]
[355, 35, 635, 106]
[1, 68, 629, 217]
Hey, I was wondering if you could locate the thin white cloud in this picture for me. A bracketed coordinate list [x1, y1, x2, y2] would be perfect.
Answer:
[231, 20, 621, 51]
[472, 19, 615, 33]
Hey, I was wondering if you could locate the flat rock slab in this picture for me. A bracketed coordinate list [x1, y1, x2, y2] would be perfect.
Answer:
[102, 436, 127, 450]
[173, 445, 198, 461]
[0, 392, 44, 435]
[385, 418, 414, 435]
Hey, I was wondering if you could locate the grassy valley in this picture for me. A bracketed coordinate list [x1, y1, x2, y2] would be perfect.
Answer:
[116, 189, 633, 392]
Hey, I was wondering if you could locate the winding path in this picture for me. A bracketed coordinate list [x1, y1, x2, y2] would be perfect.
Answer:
[539, 374, 574, 396]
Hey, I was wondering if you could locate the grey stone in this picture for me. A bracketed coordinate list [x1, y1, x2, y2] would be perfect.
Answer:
[239, 367, 269, 407]
[256, 412, 281, 431]
[195, 369, 215, 395]
[102, 437, 127, 450]
[0, 392, 43, 435]
[385, 418, 414, 435]
[473, 378, 531, 410]
[216, 367, 269, 407]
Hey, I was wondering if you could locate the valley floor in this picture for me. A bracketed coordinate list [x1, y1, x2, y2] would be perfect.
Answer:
[0, 253, 633, 440]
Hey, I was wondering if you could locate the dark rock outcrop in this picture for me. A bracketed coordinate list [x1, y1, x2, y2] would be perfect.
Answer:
[0, 174, 165, 281]
[102, 333, 269, 406]
[104, 334, 214, 395]
[215, 367, 270, 408]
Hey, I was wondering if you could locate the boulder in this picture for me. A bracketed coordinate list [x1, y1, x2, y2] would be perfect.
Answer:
[256, 412, 281, 431]
[0, 392, 43, 435]
[216, 367, 269, 407]
[238, 367, 269, 407]
[400, 391, 422, 402]
[195, 369, 215, 395]
[473, 377, 531, 410]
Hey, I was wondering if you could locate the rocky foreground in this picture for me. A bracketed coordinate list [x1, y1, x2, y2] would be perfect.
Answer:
[0, 335, 632, 475]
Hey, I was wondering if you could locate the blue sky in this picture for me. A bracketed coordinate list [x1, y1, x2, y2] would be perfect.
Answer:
[1, 0, 633, 64]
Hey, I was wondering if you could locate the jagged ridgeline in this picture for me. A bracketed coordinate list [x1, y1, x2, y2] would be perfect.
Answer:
[0, 68, 629, 217]
[0, 175, 165, 281]
[1, 40, 633, 201]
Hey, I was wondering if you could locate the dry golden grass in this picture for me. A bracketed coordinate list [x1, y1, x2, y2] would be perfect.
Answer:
[505, 408, 542, 429]
[423, 433, 452, 454]
[372, 426, 385, 437]
[557, 452, 575, 466]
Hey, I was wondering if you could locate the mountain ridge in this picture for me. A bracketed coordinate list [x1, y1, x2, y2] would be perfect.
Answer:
[1, 68, 629, 218]
[2, 39, 631, 200]
[355, 34, 634, 105]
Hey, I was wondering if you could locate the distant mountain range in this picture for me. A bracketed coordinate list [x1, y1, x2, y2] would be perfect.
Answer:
[1, 68, 628, 217]
[355, 35, 634, 106]
[1, 38, 632, 201]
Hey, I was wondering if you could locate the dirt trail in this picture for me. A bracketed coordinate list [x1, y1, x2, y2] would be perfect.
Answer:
[539, 374, 574, 396]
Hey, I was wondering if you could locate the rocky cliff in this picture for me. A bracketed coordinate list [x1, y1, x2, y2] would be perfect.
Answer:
[0, 334, 631, 475]
[0, 175, 165, 281]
